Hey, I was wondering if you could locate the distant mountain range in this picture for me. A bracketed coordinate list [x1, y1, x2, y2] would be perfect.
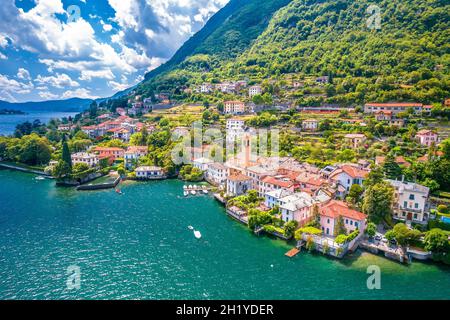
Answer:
[0, 85, 135, 113]
[0, 98, 94, 113]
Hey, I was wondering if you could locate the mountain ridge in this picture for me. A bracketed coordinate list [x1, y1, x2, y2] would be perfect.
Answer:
[135, 0, 449, 105]
[0, 98, 93, 113]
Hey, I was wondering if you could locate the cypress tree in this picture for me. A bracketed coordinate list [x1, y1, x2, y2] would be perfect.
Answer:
[61, 135, 72, 169]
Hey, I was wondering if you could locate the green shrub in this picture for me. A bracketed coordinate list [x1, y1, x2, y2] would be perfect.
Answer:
[437, 205, 449, 214]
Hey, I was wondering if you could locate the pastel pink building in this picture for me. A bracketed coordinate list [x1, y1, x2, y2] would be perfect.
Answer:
[415, 129, 438, 147]
[319, 200, 367, 236]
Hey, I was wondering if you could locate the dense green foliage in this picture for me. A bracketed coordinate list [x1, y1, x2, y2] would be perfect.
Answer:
[362, 181, 395, 224]
[179, 165, 204, 182]
[0, 134, 51, 166]
[386, 223, 422, 246]
[136, 0, 449, 106]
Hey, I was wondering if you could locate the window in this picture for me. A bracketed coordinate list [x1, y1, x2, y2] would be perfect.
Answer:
[404, 201, 407, 208]
[415, 203, 419, 209]
[345, 219, 349, 224]
[350, 221, 353, 226]
[355, 222, 359, 228]
[414, 214, 418, 220]
[409, 194, 415, 200]
[327, 219, 330, 224]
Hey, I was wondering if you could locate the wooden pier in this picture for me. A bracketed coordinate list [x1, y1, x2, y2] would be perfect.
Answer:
[285, 248, 300, 258]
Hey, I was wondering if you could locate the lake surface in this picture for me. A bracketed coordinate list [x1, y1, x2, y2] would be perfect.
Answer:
[0, 169, 449, 300]
[0, 111, 78, 136]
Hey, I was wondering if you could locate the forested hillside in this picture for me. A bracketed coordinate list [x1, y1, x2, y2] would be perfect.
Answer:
[136, 0, 449, 106]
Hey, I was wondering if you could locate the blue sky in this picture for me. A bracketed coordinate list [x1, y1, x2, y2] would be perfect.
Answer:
[0, 0, 229, 102]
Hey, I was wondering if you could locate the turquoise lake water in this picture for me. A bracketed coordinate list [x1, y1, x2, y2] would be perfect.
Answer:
[0, 111, 78, 136]
[0, 169, 449, 300]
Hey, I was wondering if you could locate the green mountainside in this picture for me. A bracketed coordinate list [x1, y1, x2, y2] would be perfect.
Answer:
[135, 0, 449, 106]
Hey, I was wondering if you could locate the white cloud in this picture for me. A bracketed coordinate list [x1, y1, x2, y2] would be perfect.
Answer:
[0, 90, 17, 102]
[62, 88, 98, 99]
[100, 20, 113, 32]
[0, 34, 8, 48]
[38, 91, 59, 100]
[17, 68, 31, 80]
[0, 0, 230, 101]
[107, 0, 229, 61]
[35, 73, 79, 89]
[0, 0, 157, 77]
[0, 74, 34, 101]
[108, 80, 130, 92]
[79, 69, 115, 81]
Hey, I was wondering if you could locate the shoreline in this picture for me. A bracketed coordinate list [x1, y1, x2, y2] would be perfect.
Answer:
[0, 166, 447, 268]
[0, 162, 50, 177]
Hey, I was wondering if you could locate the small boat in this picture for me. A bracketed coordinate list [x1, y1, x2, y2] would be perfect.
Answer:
[35, 176, 46, 181]
[183, 185, 187, 189]
[184, 191, 189, 197]
[191, 190, 196, 195]
[188, 226, 194, 230]
[203, 189, 209, 194]
[194, 230, 202, 239]
[188, 185, 193, 189]
[115, 189, 123, 195]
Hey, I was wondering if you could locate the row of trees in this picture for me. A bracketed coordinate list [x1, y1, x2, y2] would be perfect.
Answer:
[0, 134, 52, 166]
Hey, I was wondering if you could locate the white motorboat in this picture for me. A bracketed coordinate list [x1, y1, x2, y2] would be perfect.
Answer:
[194, 230, 202, 239]
[184, 191, 189, 197]
[188, 226, 194, 230]
[191, 190, 196, 195]
[203, 190, 208, 194]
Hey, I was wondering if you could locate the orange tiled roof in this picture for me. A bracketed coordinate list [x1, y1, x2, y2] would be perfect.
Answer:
[331, 165, 369, 179]
[320, 200, 366, 221]
[416, 129, 436, 135]
[262, 176, 295, 188]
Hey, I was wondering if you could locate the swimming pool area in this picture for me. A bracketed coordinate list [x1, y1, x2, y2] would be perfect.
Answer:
[441, 216, 450, 224]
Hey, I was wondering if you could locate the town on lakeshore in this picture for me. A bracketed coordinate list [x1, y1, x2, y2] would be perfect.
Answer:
[1, 79, 449, 267]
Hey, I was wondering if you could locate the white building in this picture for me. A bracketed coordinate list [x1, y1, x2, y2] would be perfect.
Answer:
[226, 118, 246, 142]
[216, 82, 236, 94]
[344, 134, 366, 149]
[364, 103, 424, 115]
[264, 189, 294, 208]
[329, 165, 369, 196]
[206, 162, 228, 187]
[135, 166, 165, 180]
[124, 146, 148, 170]
[279, 192, 315, 225]
[387, 179, 430, 223]
[200, 83, 213, 94]
[415, 130, 439, 147]
[71, 152, 99, 168]
[193, 157, 214, 172]
[226, 173, 253, 197]
[302, 119, 319, 131]
[249, 85, 262, 97]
